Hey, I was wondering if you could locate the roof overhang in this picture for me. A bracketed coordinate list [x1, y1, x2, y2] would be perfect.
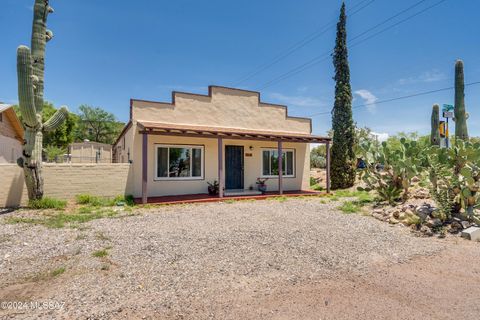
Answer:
[137, 121, 330, 144]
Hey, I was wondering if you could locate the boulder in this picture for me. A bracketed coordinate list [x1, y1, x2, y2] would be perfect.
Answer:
[426, 218, 443, 229]
[461, 221, 471, 229]
[461, 227, 480, 241]
[415, 204, 435, 220]
[413, 188, 430, 199]
[420, 226, 434, 237]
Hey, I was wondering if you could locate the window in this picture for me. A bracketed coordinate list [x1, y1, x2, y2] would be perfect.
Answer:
[262, 149, 294, 177]
[155, 145, 204, 180]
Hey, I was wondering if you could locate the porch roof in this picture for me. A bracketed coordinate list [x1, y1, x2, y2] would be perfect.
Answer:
[137, 121, 331, 143]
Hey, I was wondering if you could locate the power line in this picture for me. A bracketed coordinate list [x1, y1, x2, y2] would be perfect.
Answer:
[308, 81, 480, 117]
[258, 0, 448, 90]
[232, 0, 377, 86]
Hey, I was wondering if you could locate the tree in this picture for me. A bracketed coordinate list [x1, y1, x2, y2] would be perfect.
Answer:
[75, 105, 122, 144]
[330, 2, 355, 190]
[13, 102, 76, 149]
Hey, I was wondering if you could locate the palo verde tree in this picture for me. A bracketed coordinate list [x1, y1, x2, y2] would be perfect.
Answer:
[331, 2, 355, 189]
[454, 60, 469, 141]
[16, 0, 68, 200]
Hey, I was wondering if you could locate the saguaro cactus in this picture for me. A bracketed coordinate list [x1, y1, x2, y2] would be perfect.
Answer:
[17, 0, 68, 200]
[431, 104, 440, 146]
[454, 60, 469, 141]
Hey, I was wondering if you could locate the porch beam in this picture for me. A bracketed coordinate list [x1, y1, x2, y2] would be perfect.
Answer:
[138, 130, 331, 144]
[278, 140, 283, 195]
[326, 141, 331, 193]
[218, 137, 224, 198]
[142, 132, 148, 204]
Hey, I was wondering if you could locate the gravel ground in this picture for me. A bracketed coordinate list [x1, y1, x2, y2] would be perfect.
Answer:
[0, 198, 454, 319]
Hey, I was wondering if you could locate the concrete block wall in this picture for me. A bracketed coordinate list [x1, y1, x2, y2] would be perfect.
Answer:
[0, 163, 132, 207]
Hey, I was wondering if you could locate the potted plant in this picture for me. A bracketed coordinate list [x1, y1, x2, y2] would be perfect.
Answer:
[207, 180, 219, 196]
[256, 178, 269, 194]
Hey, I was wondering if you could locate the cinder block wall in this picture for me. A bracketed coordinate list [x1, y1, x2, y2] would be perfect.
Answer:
[0, 163, 132, 208]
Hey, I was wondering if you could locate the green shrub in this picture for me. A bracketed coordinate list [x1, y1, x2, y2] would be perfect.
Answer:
[76, 194, 135, 207]
[338, 201, 362, 214]
[310, 154, 326, 169]
[76, 194, 106, 206]
[28, 197, 67, 210]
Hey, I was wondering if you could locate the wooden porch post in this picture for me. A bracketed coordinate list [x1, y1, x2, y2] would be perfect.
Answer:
[142, 132, 148, 204]
[218, 137, 224, 198]
[326, 141, 331, 193]
[278, 140, 283, 195]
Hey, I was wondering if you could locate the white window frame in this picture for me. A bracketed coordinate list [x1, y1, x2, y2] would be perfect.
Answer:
[154, 144, 204, 181]
[261, 148, 295, 178]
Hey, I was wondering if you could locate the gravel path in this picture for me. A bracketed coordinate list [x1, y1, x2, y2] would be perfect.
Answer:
[0, 198, 450, 319]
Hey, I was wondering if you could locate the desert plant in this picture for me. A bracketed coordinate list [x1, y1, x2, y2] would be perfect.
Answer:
[331, 3, 356, 189]
[357, 138, 425, 205]
[454, 60, 469, 140]
[427, 140, 480, 223]
[207, 180, 219, 196]
[431, 104, 441, 146]
[17, 0, 68, 200]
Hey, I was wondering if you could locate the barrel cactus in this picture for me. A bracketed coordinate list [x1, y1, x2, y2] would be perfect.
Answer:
[430, 104, 440, 146]
[454, 60, 469, 141]
[16, 0, 68, 200]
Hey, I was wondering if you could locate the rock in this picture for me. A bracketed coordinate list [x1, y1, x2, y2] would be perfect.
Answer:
[461, 227, 480, 241]
[411, 176, 421, 183]
[461, 221, 471, 229]
[392, 210, 401, 219]
[449, 221, 462, 234]
[426, 218, 442, 229]
[413, 188, 430, 199]
[415, 204, 434, 220]
[389, 218, 399, 225]
[420, 226, 434, 237]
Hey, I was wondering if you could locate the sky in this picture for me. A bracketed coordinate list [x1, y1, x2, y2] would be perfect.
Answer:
[1, 0, 479, 138]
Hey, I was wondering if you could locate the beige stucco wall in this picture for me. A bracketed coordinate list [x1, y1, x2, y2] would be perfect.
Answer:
[132, 86, 312, 134]
[129, 129, 309, 198]
[0, 135, 22, 163]
[69, 144, 113, 163]
[0, 163, 133, 207]
[113, 124, 133, 163]
[0, 112, 20, 140]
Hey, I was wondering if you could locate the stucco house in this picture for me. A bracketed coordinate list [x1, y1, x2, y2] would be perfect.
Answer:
[113, 86, 331, 203]
[0, 104, 24, 163]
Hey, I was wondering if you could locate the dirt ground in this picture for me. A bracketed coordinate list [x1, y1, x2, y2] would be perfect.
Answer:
[1, 198, 479, 319]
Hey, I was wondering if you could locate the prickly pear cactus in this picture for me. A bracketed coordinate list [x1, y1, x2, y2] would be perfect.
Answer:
[357, 138, 424, 205]
[454, 60, 469, 141]
[431, 104, 440, 146]
[17, 0, 68, 200]
[427, 141, 480, 224]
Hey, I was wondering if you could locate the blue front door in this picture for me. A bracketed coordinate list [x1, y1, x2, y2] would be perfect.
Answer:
[225, 146, 244, 190]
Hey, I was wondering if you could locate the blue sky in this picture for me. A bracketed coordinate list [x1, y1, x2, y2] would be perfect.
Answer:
[1, 0, 479, 137]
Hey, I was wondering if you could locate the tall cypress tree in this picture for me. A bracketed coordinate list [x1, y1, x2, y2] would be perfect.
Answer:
[331, 2, 355, 189]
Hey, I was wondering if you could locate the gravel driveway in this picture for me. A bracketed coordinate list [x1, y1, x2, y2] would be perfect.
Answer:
[1, 197, 474, 319]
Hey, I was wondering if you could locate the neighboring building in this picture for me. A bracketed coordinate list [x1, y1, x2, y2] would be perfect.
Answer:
[113, 86, 330, 203]
[68, 141, 112, 163]
[0, 104, 24, 163]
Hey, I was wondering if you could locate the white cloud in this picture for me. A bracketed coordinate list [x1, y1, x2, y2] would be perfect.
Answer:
[354, 89, 378, 114]
[398, 70, 447, 85]
[371, 132, 389, 142]
[269, 93, 325, 108]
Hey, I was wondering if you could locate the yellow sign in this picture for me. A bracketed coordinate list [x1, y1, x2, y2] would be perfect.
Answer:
[439, 121, 448, 137]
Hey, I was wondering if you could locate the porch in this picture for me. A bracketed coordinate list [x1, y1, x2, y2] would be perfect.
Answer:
[134, 190, 327, 205]
[138, 121, 331, 204]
